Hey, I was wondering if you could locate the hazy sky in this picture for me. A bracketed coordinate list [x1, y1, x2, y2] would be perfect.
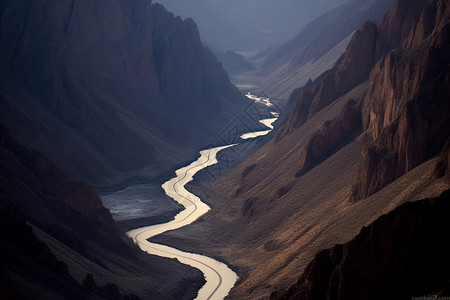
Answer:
[155, 0, 349, 52]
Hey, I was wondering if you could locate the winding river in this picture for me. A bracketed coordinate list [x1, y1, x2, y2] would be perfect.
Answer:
[126, 93, 279, 299]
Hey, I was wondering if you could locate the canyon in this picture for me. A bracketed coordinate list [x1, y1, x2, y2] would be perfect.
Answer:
[153, 0, 450, 298]
[1, 0, 450, 299]
[0, 0, 247, 298]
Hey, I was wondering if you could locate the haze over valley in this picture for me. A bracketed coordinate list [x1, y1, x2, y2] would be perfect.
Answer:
[153, 0, 349, 52]
[1, 0, 450, 299]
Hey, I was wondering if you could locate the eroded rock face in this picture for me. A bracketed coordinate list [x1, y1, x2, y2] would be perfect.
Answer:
[274, 0, 449, 202]
[374, 0, 433, 58]
[352, 0, 450, 201]
[277, 21, 377, 138]
[296, 99, 362, 177]
[271, 190, 450, 300]
[435, 136, 450, 182]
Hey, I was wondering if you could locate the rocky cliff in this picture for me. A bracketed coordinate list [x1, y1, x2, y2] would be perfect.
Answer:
[276, 21, 377, 138]
[351, 0, 450, 200]
[0, 0, 247, 186]
[435, 137, 450, 182]
[266, 0, 450, 296]
[270, 190, 450, 300]
[275, 0, 450, 201]
[295, 98, 362, 177]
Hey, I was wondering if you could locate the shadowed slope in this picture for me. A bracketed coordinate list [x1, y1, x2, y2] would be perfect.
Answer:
[0, 124, 203, 299]
[271, 190, 450, 300]
[0, 0, 248, 187]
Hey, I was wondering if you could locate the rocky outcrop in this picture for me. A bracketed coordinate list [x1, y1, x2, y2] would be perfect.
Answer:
[151, 3, 240, 112]
[351, 0, 450, 200]
[276, 21, 377, 138]
[374, 0, 434, 59]
[435, 136, 450, 182]
[274, 0, 450, 201]
[270, 190, 450, 300]
[295, 99, 362, 177]
[0, 0, 247, 186]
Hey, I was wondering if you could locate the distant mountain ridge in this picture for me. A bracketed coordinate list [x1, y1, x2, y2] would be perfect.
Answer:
[244, 0, 395, 99]
[154, 0, 348, 52]
[261, 0, 395, 69]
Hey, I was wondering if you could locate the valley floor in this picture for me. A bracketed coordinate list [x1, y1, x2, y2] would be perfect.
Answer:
[151, 123, 449, 299]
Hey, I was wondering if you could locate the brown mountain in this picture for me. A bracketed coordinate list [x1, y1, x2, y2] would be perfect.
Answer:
[351, 0, 450, 200]
[276, 0, 450, 202]
[151, 0, 450, 298]
[435, 137, 450, 182]
[0, 0, 250, 187]
[270, 190, 450, 300]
